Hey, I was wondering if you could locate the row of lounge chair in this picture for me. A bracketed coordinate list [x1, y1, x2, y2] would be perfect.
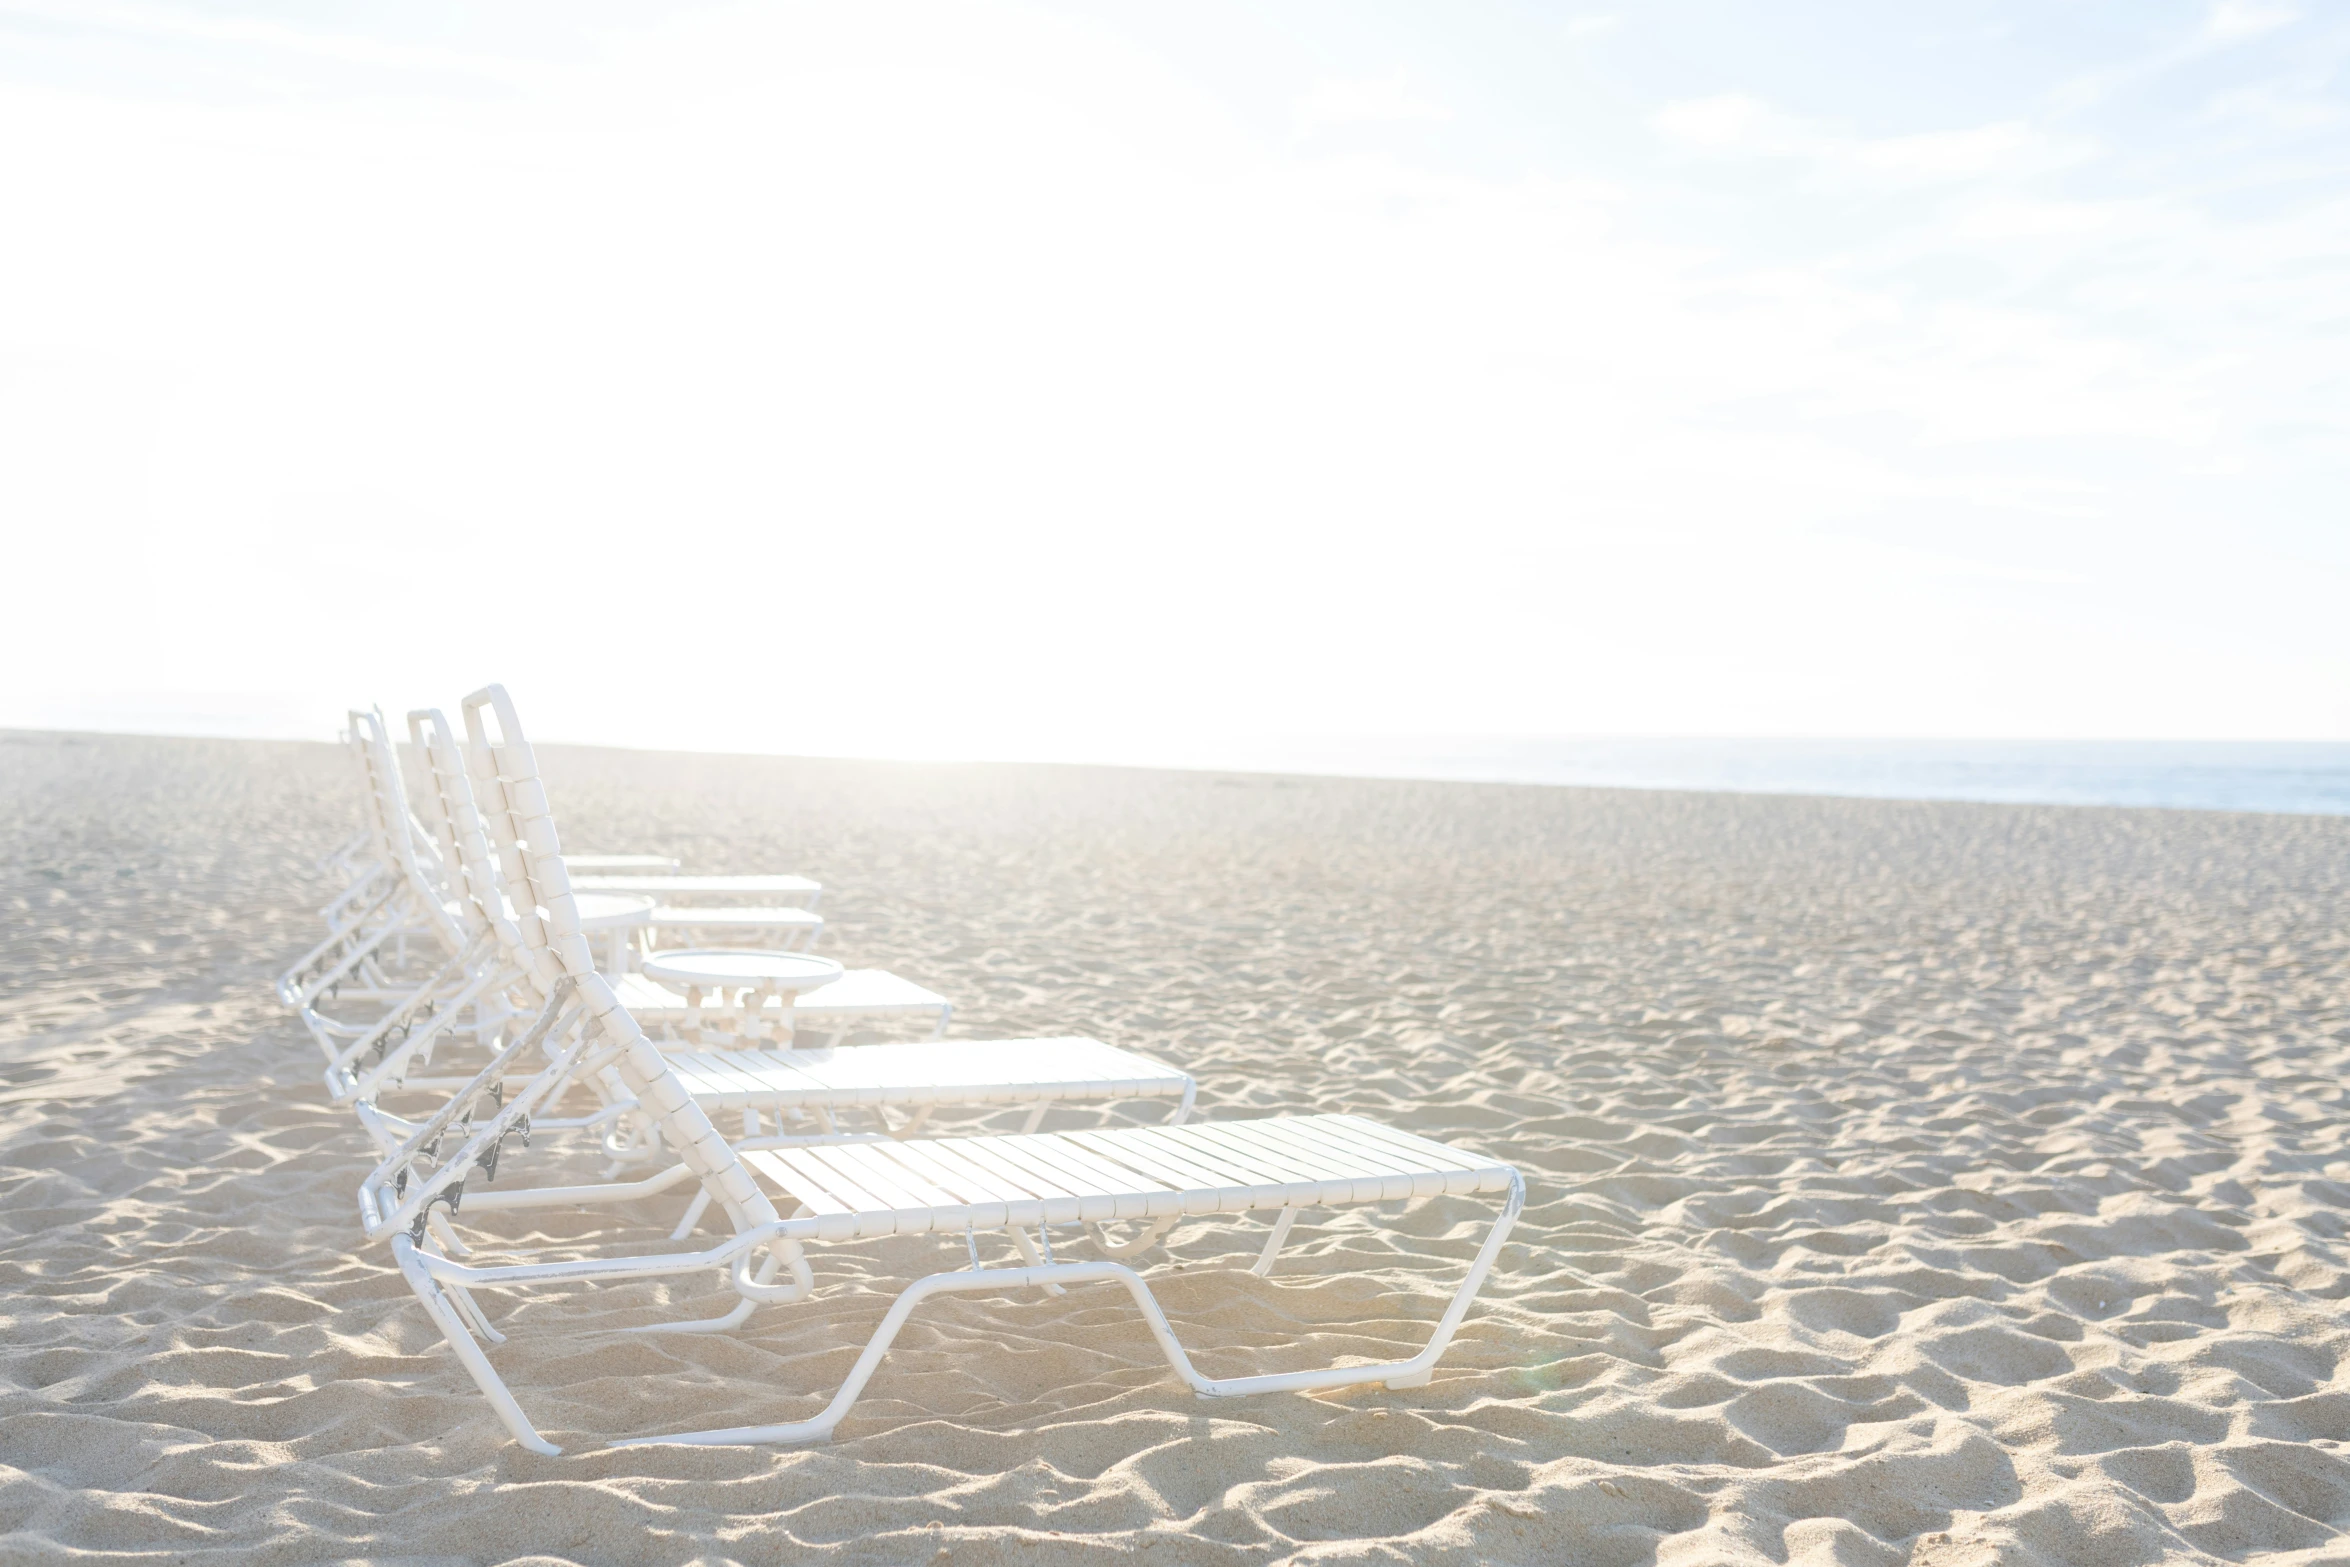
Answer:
[282, 684, 1523, 1454]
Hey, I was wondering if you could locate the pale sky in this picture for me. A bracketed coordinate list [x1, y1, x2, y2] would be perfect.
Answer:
[3, 1, 2345, 757]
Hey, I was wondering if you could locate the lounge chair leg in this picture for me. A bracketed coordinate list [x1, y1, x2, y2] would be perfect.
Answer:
[670, 1188, 715, 1241]
[614, 1173, 1524, 1450]
[427, 1211, 474, 1258]
[611, 1266, 1022, 1448]
[1250, 1205, 1300, 1277]
[1091, 1214, 1177, 1260]
[1010, 1229, 1066, 1295]
[445, 1279, 506, 1344]
[392, 1235, 561, 1456]
[1153, 1174, 1523, 1398]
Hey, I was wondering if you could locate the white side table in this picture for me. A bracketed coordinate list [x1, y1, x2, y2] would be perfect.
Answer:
[572, 892, 657, 975]
[641, 949, 847, 1046]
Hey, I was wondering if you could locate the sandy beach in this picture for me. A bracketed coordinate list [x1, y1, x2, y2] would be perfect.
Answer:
[4, 727, 2349, 1565]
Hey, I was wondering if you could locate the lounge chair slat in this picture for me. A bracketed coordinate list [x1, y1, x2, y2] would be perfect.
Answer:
[1101, 1136, 1299, 1212]
[1060, 1130, 1224, 1195]
[915, 1135, 1069, 1208]
[726, 1057, 829, 1104]
[889, 1138, 1033, 1213]
[765, 1049, 888, 1106]
[1180, 1121, 1360, 1187]
[682, 1053, 799, 1101]
[1322, 1112, 1493, 1166]
[1286, 1118, 1500, 1198]
[1071, 1127, 1410, 1212]
[949, 1138, 1085, 1216]
[1022, 1135, 1190, 1223]
[739, 1149, 854, 1215]
[988, 1136, 1145, 1222]
[664, 1062, 738, 1100]
[1063, 1128, 1237, 1196]
[983, 1136, 1118, 1195]
[1121, 1125, 1295, 1190]
[1028, 1130, 1182, 1189]
[576, 874, 821, 898]
[1003, 1144, 1171, 1222]
[804, 1144, 941, 1221]
[826, 1143, 962, 1217]
[1225, 1118, 1433, 1201]
[595, 1032, 1189, 1113]
[1322, 1118, 1517, 1194]
[762, 1144, 889, 1216]
[1299, 1116, 1500, 1187]
[666, 1058, 729, 1097]
[749, 1118, 1497, 1234]
[1226, 1114, 1443, 1180]
[1204, 1119, 1409, 1201]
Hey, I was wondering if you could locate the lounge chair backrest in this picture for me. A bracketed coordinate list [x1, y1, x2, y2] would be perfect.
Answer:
[404, 730, 463, 905]
[337, 725, 383, 872]
[407, 709, 515, 958]
[458, 684, 780, 1235]
[351, 707, 466, 953]
[459, 691, 577, 988]
[346, 713, 404, 876]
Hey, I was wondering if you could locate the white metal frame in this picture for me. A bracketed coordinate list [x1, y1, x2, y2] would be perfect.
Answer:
[362, 978, 1520, 1456]
[278, 710, 463, 1015]
[398, 723, 824, 961]
[308, 684, 1519, 1458]
[459, 686, 940, 1041]
[345, 689, 1193, 1186]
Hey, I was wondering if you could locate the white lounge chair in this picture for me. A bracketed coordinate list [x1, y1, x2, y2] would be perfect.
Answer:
[311, 725, 406, 920]
[319, 705, 812, 1105]
[416, 1033, 1200, 1248]
[300, 708, 667, 1103]
[278, 709, 473, 1014]
[281, 714, 434, 1003]
[361, 976, 1522, 1455]
[295, 709, 652, 1051]
[353, 732, 1210, 1333]
[341, 697, 1186, 1161]
[460, 687, 949, 1044]
[400, 735, 827, 957]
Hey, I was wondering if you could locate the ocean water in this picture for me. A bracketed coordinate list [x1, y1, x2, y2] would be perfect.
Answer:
[14, 707, 2350, 818]
[1175, 739, 2350, 817]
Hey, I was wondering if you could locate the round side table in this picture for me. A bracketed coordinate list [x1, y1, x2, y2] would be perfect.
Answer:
[640, 948, 846, 1046]
[572, 892, 657, 975]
